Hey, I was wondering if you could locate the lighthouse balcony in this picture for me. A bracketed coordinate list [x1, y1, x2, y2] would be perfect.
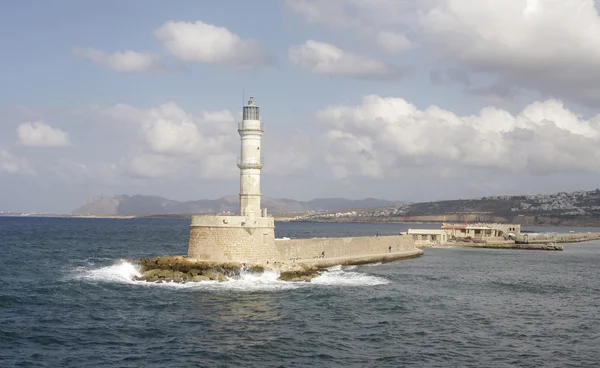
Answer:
[237, 157, 264, 169]
[238, 122, 264, 132]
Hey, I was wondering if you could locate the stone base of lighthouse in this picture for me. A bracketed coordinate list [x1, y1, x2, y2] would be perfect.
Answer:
[187, 215, 280, 264]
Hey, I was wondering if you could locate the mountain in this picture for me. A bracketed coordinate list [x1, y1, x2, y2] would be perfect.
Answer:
[72, 195, 401, 216]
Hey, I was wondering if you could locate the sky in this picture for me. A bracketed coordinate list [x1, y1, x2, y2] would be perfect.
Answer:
[3, 0, 600, 213]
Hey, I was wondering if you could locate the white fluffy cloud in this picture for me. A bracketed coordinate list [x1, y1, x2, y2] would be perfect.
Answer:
[73, 48, 163, 72]
[418, 0, 600, 105]
[103, 102, 237, 179]
[288, 0, 600, 106]
[289, 40, 404, 79]
[317, 95, 600, 178]
[17, 122, 71, 148]
[0, 149, 34, 174]
[154, 20, 273, 69]
[141, 103, 235, 157]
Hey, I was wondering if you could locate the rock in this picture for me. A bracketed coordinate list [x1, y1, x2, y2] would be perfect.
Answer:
[143, 269, 161, 278]
[278, 269, 320, 282]
[192, 275, 210, 282]
[172, 271, 185, 281]
[203, 271, 219, 280]
[134, 256, 272, 283]
[157, 269, 173, 279]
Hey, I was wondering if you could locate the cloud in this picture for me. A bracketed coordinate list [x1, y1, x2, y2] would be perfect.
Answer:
[73, 48, 163, 72]
[418, 0, 600, 106]
[103, 102, 237, 179]
[127, 153, 179, 179]
[0, 149, 34, 174]
[288, 0, 600, 106]
[286, 0, 424, 28]
[286, 1, 424, 54]
[154, 20, 273, 69]
[289, 40, 405, 79]
[375, 31, 414, 53]
[285, 0, 361, 27]
[17, 121, 71, 147]
[316, 95, 600, 178]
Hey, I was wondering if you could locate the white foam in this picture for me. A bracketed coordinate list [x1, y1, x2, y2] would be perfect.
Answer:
[275, 237, 291, 240]
[73, 261, 389, 290]
[362, 262, 382, 267]
[75, 261, 142, 283]
[312, 269, 389, 286]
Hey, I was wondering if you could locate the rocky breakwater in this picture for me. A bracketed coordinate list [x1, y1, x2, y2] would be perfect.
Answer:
[132, 256, 324, 283]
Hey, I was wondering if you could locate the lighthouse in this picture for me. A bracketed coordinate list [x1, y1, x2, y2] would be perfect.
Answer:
[238, 97, 265, 219]
[187, 96, 279, 263]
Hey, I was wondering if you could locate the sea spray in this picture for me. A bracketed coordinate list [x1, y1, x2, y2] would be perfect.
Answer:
[74, 259, 389, 290]
[76, 260, 142, 283]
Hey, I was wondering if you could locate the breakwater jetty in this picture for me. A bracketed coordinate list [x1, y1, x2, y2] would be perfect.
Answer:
[518, 232, 600, 244]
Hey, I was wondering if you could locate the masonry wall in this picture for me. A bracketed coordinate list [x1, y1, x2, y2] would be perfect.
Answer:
[188, 215, 280, 263]
[520, 232, 600, 244]
[275, 235, 417, 262]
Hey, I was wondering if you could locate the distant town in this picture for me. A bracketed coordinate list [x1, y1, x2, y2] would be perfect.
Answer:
[289, 189, 600, 226]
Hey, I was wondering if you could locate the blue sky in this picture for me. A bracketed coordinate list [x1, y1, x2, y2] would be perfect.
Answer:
[3, 0, 600, 213]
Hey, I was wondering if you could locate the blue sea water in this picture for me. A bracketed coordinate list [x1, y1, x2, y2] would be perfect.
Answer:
[1, 217, 599, 367]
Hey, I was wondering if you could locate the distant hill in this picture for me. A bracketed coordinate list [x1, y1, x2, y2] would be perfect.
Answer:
[298, 189, 600, 226]
[73, 195, 403, 216]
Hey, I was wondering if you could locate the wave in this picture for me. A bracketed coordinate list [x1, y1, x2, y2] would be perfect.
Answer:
[71, 261, 389, 290]
[312, 267, 389, 286]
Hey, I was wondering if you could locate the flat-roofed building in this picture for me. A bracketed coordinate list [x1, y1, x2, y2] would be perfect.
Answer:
[407, 229, 448, 246]
[442, 223, 520, 240]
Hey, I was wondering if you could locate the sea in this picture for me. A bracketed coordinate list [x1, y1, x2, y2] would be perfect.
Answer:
[1, 217, 599, 367]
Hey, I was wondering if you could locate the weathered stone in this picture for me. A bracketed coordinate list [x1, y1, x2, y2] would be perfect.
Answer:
[278, 269, 320, 282]
[192, 275, 210, 282]
[203, 271, 218, 280]
[142, 269, 161, 278]
[157, 269, 173, 279]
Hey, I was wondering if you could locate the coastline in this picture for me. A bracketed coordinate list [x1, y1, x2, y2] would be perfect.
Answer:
[6, 213, 600, 228]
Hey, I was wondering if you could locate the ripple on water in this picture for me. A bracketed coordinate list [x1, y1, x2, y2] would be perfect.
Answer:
[3, 219, 600, 367]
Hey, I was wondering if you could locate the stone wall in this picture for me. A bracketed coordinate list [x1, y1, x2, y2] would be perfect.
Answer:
[188, 215, 421, 265]
[275, 235, 416, 262]
[519, 232, 600, 244]
[188, 215, 280, 263]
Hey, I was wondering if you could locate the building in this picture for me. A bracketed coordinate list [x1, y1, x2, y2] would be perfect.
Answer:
[441, 223, 521, 240]
[406, 229, 448, 246]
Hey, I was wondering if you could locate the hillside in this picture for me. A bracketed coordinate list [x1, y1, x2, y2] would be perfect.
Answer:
[297, 189, 600, 226]
[73, 195, 402, 216]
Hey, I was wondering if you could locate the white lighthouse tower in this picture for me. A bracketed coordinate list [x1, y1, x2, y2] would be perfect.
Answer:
[238, 97, 265, 219]
[187, 96, 279, 263]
